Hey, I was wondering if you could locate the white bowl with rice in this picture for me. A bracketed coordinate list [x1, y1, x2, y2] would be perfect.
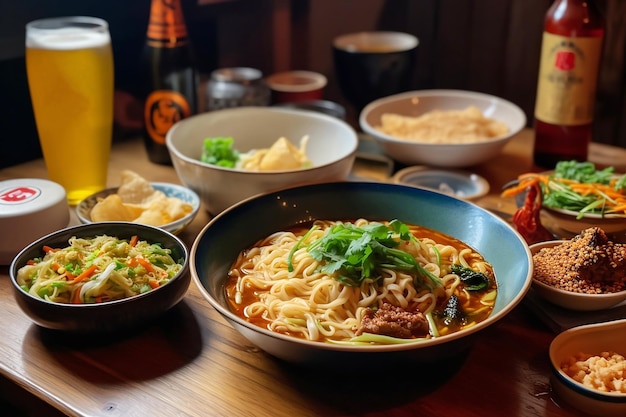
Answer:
[359, 89, 526, 167]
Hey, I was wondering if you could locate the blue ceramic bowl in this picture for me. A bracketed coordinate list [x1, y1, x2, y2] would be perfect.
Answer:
[191, 181, 532, 368]
[76, 182, 200, 235]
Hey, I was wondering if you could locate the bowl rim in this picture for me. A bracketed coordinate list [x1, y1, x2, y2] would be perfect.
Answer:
[332, 30, 419, 51]
[190, 181, 533, 353]
[9, 221, 190, 308]
[549, 318, 626, 400]
[75, 182, 201, 232]
[165, 106, 359, 175]
[358, 89, 527, 147]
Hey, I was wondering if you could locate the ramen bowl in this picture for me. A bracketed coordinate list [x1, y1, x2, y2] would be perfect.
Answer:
[191, 181, 533, 368]
[75, 182, 201, 235]
[9, 222, 190, 334]
[549, 319, 626, 417]
[529, 240, 626, 311]
[166, 107, 358, 215]
[359, 89, 526, 167]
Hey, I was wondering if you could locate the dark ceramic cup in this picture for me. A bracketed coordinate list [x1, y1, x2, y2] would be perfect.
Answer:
[332, 31, 418, 113]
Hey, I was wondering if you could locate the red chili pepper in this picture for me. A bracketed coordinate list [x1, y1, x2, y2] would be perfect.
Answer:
[512, 183, 554, 245]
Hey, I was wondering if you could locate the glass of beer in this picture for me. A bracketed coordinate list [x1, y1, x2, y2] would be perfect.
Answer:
[26, 16, 114, 205]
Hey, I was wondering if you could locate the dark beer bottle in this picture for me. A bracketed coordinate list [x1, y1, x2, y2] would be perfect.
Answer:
[533, 0, 604, 169]
[142, 0, 198, 165]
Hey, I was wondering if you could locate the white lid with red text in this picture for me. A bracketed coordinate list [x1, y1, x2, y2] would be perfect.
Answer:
[0, 178, 70, 265]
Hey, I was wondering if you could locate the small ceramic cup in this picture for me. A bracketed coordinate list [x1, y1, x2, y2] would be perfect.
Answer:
[332, 31, 418, 112]
[266, 70, 327, 104]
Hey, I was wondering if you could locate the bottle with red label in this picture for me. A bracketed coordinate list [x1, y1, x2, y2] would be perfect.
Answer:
[532, 0, 604, 169]
[142, 0, 198, 165]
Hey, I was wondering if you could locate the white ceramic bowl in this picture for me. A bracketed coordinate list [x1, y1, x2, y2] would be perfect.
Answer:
[166, 107, 358, 214]
[191, 182, 533, 369]
[549, 319, 626, 417]
[359, 89, 526, 167]
[392, 165, 489, 200]
[529, 240, 626, 311]
[75, 182, 200, 235]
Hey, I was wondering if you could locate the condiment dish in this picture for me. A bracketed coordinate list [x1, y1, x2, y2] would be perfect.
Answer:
[391, 165, 489, 200]
[549, 319, 626, 417]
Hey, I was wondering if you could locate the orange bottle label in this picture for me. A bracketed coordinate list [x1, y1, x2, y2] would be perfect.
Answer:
[534, 32, 603, 126]
[147, 0, 188, 47]
[144, 90, 191, 144]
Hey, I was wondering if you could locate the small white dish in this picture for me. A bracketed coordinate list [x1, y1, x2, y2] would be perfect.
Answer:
[530, 240, 626, 311]
[392, 165, 489, 200]
[76, 182, 200, 235]
[549, 319, 626, 417]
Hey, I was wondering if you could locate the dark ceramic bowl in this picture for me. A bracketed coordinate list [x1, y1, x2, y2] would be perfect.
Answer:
[9, 222, 190, 334]
[191, 181, 532, 369]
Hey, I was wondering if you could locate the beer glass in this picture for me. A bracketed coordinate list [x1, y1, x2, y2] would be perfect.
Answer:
[26, 16, 114, 205]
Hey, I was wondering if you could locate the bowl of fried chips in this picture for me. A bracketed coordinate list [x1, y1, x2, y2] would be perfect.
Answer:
[76, 170, 200, 235]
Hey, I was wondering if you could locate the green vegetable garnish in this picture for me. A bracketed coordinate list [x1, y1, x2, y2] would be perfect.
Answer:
[201, 137, 240, 168]
[287, 220, 442, 288]
[450, 264, 491, 291]
[541, 160, 626, 218]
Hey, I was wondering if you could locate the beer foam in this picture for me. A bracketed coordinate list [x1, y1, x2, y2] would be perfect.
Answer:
[26, 28, 110, 50]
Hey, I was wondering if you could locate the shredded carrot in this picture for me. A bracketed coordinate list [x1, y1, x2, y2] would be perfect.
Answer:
[72, 264, 98, 284]
[72, 286, 83, 304]
[129, 235, 139, 247]
[43, 245, 58, 254]
[501, 177, 541, 198]
[136, 257, 155, 273]
[148, 279, 160, 289]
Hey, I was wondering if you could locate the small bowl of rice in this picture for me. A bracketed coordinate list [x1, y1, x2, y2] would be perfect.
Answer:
[359, 89, 526, 167]
[549, 318, 626, 417]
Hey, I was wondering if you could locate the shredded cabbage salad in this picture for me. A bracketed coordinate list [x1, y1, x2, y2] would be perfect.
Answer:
[16, 234, 183, 304]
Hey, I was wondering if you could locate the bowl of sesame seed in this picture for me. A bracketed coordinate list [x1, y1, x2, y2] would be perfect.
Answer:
[529, 228, 626, 311]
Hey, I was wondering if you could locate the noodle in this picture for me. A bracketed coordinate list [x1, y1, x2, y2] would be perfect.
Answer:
[226, 219, 497, 345]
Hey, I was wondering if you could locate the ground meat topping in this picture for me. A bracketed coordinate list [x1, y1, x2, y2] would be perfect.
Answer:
[356, 302, 429, 339]
[533, 227, 626, 294]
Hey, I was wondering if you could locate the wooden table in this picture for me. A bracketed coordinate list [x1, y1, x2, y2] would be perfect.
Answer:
[1, 129, 625, 417]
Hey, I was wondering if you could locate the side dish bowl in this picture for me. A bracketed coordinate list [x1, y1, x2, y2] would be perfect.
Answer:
[549, 319, 626, 417]
[191, 181, 533, 369]
[76, 182, 201, 235]
[9, 222, 190, 334]
[359, 89, 526, 167]
[166, 107, 358, 215]
[529, 240, 626, 311]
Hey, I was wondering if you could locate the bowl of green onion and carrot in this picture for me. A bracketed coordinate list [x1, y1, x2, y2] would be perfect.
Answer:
[502, 160, 626, 236]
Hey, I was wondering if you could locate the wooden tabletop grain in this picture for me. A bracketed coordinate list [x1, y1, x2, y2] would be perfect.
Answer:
[1, 129, 625, 417]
